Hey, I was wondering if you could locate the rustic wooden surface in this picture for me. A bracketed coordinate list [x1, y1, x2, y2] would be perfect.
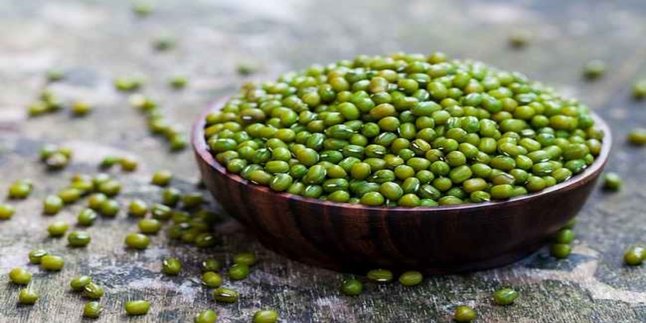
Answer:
[0, 0, 645, 322]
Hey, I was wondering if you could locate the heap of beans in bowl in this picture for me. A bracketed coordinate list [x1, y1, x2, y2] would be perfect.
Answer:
[203, 52, 604, 207]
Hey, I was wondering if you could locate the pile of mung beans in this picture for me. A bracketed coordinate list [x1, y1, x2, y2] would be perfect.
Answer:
[204, 53, 604, 207]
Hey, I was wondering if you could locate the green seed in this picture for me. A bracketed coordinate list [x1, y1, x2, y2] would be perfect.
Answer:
[360, 192, 385, 206]
[0, 203, 15, 220]
[623, 246, 645, 266]
[161, 187, 181, 206]
[633, 79, 646, 99]
[83, 301, 102, 318]
[125, 300, 150, 315]
[236, 62, 259, 76]
[70, 275, 93, 291]
[181, 192, 204, 209]
[70, 176, 94, 194]
[130, 94, 157, 111]
[83, 282, 104, 299]
[8, 267, 32, 285]
[8, 180, 32, 199]
[114, 76, 144, 92]
[453, 305, 477, 322]
[71, 101, 92, 116]
[602, 172, 622, 191]
[341, 278, 363, 296]
[212, 287, 239, 303]
[490, 184, 514, 200]
[151, 170, 173, 186]
[28, 249, 48, 264]
[228, 263, 250, 280]
[582, 60, 606, 80]
[398, 271, 423, 286]
[27, 101, 49, 117]
[77, 208, 98, 226]
[47, 221, 70, 237]
[627, 129, 646, 145]
[201, 259, 221, 272]
[18, 287, 39, 305]
[169, 75, 188, 89]
[253, 310, 279, 323]
[554, 229, 575, 244]
[492, 288, 519, 305]
[87, 193, 108, 210]
[46, 68, 64, 82]
[550, 243, 572, 259]
[509, 30, 531, 48]
[125, 233, 150, 249]
[138, 218, 162, 234]
[40, 254, 64, 271]
[162, 258, 182, 275]
[132, 1, 153, 16]
[366, 269, 393, 283]
[153, 34, 176, 51]
[194, 233, 217, 248]
[99, 156, 121, 169]
[194, 309, 218, 323]
[233, 252, 257, 266]
[45, 152, 70, 170]
[169, 134, 188, 151]
[68, 231, 91, 247]
[98, 180, 121, 197]
[201, 271, 223, 288]
[100, 199, 120, 217]
[40, 144, 58, 160]
[57, 188, 81, 204]
[151, 203, 172, 220]
[128, 199, 149, 217]
[119, 157, 138, 172]
[41, 195, 63, 215]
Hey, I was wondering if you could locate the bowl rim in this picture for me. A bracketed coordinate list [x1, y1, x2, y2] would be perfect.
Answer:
[193, 98, 612, 213]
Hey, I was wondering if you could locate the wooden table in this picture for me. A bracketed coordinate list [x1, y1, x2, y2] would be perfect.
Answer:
[0, 0, 645, 321]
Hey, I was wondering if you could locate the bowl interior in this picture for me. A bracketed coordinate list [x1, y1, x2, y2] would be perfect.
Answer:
[192, 100, 612, 214]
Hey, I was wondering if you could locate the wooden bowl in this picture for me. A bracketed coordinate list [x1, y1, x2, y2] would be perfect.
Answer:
[193, 101, 611, 274]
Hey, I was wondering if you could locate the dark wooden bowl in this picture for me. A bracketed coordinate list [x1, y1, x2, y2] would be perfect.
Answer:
[193, 101, 611, 274]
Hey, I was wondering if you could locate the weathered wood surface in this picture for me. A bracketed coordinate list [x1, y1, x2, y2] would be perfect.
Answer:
[0, 0, 645, 322]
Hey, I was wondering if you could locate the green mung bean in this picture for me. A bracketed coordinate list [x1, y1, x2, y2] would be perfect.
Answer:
[0, 203, 15, 220]
[162, 258, 182, 275]
[366, 269, 393, 283]
[70, 276, 92, 291]
[125, 233, 150, 249]
[212, 287, 239, 303]
[8, 267, 32, 285]
[194, 309, 217, 323]
[83, 301, 102, 318]
[253, 310, 279, 323]
[18, 287, 39, 304]
[40, 254, 64, 271]
[398, 271, 423, 286]
[624, 246, 645, 266]
[492, 288, 518, 305]
[43, 195, 63, 215]
[125, 300, 150, 315]
[341, 278, 363, 296]
[453, 305, 476, 322]
[201, 272, 222, 288]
